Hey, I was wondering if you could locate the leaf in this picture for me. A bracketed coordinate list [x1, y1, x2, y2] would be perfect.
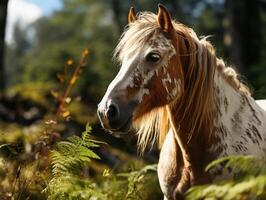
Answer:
[103, 169, 110, 177]
[65, 97, 71, 104]
[70, 76, 77, 85]
[61, 110, 70, 118]
[187, 156, 266, 200]
[56, 73, 65, 83]
[0, 143, 9, 149]
[85, 123, 92, 133]
[66, 59, 73, 66]
[51, 90, 61, 99]
[45, 120, 57, 125]
[82, 48, 89, 57]
[48, 124, 102, 180]
[137, 174, 144, 182]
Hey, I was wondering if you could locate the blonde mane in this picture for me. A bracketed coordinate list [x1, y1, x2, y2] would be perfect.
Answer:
[114, 12, 250, 153]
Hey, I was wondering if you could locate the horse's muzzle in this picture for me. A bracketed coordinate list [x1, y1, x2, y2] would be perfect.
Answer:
[97, 99, 134, 133]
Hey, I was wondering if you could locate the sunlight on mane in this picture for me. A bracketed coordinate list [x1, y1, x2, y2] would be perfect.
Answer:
[113, 12, 158, 62]
[133, 106, 169, 154]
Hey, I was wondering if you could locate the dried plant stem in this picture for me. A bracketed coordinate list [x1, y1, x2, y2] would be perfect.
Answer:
[56, 49, 89, 116]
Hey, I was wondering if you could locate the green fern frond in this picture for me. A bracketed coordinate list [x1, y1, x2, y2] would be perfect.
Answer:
[187, 156, 266, 200]
[46, 175, 105, 200]
[0, 144, 9, 149]
[118, 164, 158, 199]
[206, 155, 265, 175]
[187, 174, 266, 200]
[45, 124, 104, 200]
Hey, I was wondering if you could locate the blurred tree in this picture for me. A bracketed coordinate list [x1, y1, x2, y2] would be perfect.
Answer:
[224, 0, 266, 98]
[193, 1, 225, 56]
[5, 24, 31, 86]
[248, 1, 266, 99]
[0, 0, 8, 94]
[20, 0, 120, 104]
[224, 0, 261, 74]
[4, 0, 266, 100]
[111, 0, 123, 33]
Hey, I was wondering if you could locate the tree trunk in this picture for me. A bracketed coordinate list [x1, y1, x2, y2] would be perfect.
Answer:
[0, 0, 8, 95]
[224, 0, 261, 75]
[110, 0, 123, 34]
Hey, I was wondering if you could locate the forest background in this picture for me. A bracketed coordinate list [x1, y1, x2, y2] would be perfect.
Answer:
[0, 0, 266, 199]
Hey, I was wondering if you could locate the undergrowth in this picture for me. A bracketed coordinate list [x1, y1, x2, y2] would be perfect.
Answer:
[2, 47, 265, 200]
[0, 48, 162, 200]
[187, 155, 266, 200]
[46, 135, 266, 200]
[44, 124, 105, 200]
[45, 124, 161, 200]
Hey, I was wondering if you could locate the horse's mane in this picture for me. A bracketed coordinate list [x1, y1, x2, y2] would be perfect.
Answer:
[114, 12, 250, 153]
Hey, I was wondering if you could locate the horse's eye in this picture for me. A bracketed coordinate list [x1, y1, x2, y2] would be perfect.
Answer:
[145, 52, 161, 63]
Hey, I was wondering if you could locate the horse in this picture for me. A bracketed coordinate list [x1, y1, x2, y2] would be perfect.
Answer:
[97, 4, 266, 200]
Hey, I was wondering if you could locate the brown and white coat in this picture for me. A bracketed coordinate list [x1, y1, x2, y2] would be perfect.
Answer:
[97, 4, 266, 200]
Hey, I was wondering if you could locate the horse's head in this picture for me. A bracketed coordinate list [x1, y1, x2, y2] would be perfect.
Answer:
[98, 5, 186, 136]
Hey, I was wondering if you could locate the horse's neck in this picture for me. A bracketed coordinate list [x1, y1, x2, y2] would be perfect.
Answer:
[166, 105, 212, 185]
[164, 63, 266, 184]
[211, 69, 266, 158]
[213, 69, 248, 129]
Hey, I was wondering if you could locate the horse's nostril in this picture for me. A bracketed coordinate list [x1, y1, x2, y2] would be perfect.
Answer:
[107, 104, 118, 120]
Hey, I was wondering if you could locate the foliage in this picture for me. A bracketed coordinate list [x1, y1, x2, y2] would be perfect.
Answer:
[0, 124, 50, 200]
[45, 124, 105, 200]
[52, 48, 89, 118]
[2, 1, 266, 200]
[18, 0, 118, 100]
[117, 164, 159, 200]
[186, 156, 266, 200]
[45, 123, 161, 200]
[98, 164, 162, 200]
[7, 0, 266, 103]
[0, 47, 93, 200]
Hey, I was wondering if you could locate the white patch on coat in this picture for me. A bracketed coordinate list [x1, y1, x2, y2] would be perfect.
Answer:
[162, 73, 181, 101]
[256, 100, 266, 111]
[170, 79, 180, 98]
[136, 88, 150, 102]
[162, 73, 171, 94]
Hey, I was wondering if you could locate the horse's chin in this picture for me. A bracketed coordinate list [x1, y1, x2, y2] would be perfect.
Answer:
[108, 129, 130, 138]
[108, 131, 128, 138]
[107, 116, 132, 137]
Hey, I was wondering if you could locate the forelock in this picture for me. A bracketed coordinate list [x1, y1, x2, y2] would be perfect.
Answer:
[113, 12, 159, 62]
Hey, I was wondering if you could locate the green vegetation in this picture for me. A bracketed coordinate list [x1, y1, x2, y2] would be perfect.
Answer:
[187, 156, 266, 200]
[0, 37, 162, 200]
[45, 124, 160, 200]
[1, 0, 266, 199]
[45, 124, 103, 200]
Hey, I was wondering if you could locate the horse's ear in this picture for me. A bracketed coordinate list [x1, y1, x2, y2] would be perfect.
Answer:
[157, 4, 173, 33]
[128, 7, 137, 24]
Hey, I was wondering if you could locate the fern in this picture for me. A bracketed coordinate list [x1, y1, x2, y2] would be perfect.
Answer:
[46, 175, 105, 200]
[45, 124, 105, 200]
[45, 123, 162, 200]
[118, 164, 158, 199]
[186, 156, 266, 200]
